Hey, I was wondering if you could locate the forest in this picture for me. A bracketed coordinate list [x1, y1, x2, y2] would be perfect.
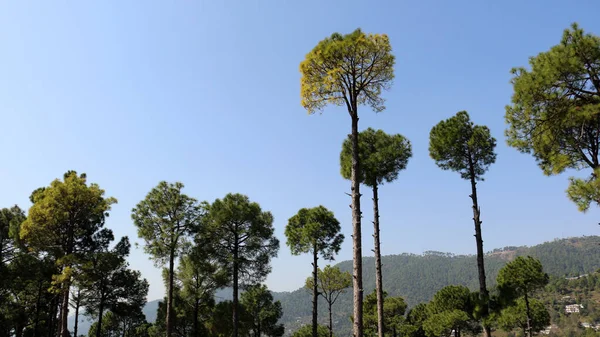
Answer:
[1, 17, 600, 337]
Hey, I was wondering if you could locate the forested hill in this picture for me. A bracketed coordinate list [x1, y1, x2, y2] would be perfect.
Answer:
[274, 236, 600, 335]
[76, 236, 599, 337]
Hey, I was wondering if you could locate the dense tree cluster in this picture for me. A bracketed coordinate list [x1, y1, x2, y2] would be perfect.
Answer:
[0, 172, 149, 337]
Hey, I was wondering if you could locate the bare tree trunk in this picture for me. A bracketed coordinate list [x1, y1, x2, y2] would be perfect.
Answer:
[312, 246, 319, 337]
[59, 281, 70, 337]
[48, 296, 58, 337]
[328, 302, 333, 337]
[96, 295, 105, 337]
[350, 113, 364, 337]
[524, 292, 532, 337]
[166, 251, 175, 337]
[469, 166, 491, 337]
[73, 289, 81, 337]
[193, 298, 200, 337]
[233, 235, 240, 337]
[34, 279, 43, 337]
[372, 184, 385, 337]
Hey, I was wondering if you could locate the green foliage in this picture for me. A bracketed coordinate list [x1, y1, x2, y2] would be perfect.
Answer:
[79, 236, 149, 331]
[361, 290, 407, 337]
[299, 28, 395, 115]
[202, 193, 279, 287]
[423, 285, 480, 337]
[177, 246, 226, 326]
[305, 265, 352, 305]
[21, 171, 117, 256]
[429, 111, 497, 181]
[306, 265, 351, 337]
[0, 206, 26, 265]
[241, 284, 285, 337]
[423, 310, 472, 337]
[404, 304, 429, 337]
[340, 128, 412, 187]
[292, 324, 330, 337]
[201, 193, 279, 337]
[88, 311, 151, 337]
[505, 23, 600, 211]
[131, 181, 202, 267]
[497, 256, 549, 301]
[18, 171, 116, 337]
[567, 167, 600, 211]
[497, 298, 550, 334]
[286, 206, 343, 260]
[427, 285, 473, 315]
[205, 300, 251, 337]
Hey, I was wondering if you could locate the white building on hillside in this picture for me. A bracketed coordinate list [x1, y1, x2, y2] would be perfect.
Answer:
[565, 304, 584, 313]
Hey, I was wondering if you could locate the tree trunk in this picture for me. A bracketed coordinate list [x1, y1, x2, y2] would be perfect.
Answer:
[193, 297, 200, 337]
[372, 184, 385, 337]
[48, 296, 58, 337]
[34, 279, 43, 337]
[328, 302, 333, 337]
[96, 297, 105, 337]
[312, 246, 319, 337]
[59, 280, 70, 337]
[350, 113, 364, 337]
[524, 292, 532, 337]
[166, 250, 175, 337]
[233, 236, 240, 337]
[73, 289, 80, 337]
[469, 168, 491, 337]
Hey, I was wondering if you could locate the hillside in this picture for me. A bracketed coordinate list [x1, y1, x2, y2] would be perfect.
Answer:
[70, 236, 600, 337]
[276, 236, 600, 336]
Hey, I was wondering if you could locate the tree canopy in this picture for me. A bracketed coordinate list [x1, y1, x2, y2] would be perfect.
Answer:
[429, 111, 497, 181]
[300, 28, 395, 116]
[202, 193, 279, 337]
[131, 181, 202, 337]
[240, 284, 285, 337]
[497, 256, 549, 300]
[497, 298, 550, 335]
[340, 128, 412, 187]
[286, 206, 343, 260]
[505, 23, 600, 211]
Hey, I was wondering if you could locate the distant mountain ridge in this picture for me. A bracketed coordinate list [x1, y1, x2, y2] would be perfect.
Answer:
[70, 236, 600, 336]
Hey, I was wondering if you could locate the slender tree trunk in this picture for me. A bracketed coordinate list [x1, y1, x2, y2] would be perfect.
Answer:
[350, 112, 364, 337]
[312, 246, 319, 337]
[233, 237, 239, 337]
[328, 302, 333, 337]
[73, 289, 80, 337]
[469, 168, 491, 337]
[166, 250, 175, 337]
[48, 296, 58, 337]
[372, 184, 385, 337]
[524, 292, 532, 337]
[96, 297, 105, 337]
[193, 297, 200, 337]
[34, 279, 43, 337]
[59, 280, 70, 337]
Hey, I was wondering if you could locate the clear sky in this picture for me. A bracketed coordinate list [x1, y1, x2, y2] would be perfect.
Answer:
[1, 0, 600, 302]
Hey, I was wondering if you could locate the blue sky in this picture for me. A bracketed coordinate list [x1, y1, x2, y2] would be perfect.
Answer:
[1, 1, 600, 302]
